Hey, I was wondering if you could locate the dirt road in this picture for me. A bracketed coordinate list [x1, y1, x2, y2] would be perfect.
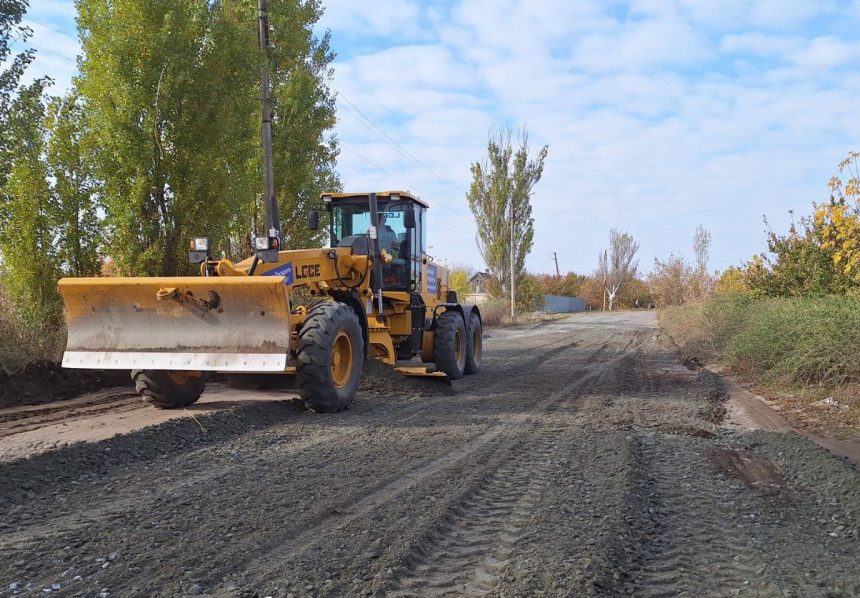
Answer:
[1, 311, 858, 597]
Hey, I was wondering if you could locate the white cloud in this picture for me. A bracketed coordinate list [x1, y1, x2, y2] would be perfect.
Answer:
[719, 33, 804, 57]
[330, 0, 859, 273]
[790, 36, 860, 70]
[573, 19, 711, 72]
[321, 0, 423, 37]
[630, 0, 840, 29]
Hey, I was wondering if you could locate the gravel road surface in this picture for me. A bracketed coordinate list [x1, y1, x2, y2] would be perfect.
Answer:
[1, 311, 858, 597]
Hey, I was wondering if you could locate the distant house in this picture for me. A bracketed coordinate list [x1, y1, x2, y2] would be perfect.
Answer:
[465, 272, 495, 304]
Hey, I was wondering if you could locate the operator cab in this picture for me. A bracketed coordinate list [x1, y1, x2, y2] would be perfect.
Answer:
[322, 191, 428, 291]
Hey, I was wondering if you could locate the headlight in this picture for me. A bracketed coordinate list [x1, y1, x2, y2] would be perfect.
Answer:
[254, 236, 270, 251]
[191, 237, 210, 251]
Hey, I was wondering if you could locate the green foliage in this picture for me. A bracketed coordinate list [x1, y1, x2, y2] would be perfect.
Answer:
[732, 152, 860, 298]
[746, 216, 849, 297]
[539, 272, 585, 297]
[477, 272, 544, 318]
[75, 0, 339, 275]
[0, 80, 63, 325]
[46, 94, 102, 277]
[0, 0, 35, 193]
[662, 294, 860, 387]
[268, 11, 341, 250]
[515, 273, 544, 312]
[467, 127, 547, 290]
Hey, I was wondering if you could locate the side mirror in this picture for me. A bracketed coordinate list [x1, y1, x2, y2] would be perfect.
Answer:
[308, 208, 319, 230]
[404, 204, 416, 229]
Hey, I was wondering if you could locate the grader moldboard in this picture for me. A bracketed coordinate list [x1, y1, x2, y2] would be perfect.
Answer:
[58, 190, 482, 413]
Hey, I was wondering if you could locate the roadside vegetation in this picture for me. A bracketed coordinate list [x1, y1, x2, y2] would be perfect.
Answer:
[0, 0, 339, 373]
[659, 152, 860, 434]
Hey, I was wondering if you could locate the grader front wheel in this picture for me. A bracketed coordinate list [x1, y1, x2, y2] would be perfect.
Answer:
[132, 370, 208, 409]
[297, 301, 364, 413]
[434, 311, 467, 380]
[465, 311, 482, 375]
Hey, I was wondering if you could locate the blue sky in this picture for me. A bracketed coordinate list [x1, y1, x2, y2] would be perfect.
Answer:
[18, 0, 860, 275]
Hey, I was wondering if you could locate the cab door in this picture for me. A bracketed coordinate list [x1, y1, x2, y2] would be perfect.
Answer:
[410, 205, 426, 292]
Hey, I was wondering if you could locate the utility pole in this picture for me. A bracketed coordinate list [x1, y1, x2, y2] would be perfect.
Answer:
[510, 198, 515, 322]
[258, 0, 279, 242]
[553, 252, 560, 277]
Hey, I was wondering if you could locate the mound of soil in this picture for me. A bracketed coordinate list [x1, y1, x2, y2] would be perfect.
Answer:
[0, 361, 131, 410]
[358, 359, 456, 399]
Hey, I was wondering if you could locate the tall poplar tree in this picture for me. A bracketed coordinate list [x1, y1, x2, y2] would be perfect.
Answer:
[466, 127, 547, 290]
[75, 0, 340, 275]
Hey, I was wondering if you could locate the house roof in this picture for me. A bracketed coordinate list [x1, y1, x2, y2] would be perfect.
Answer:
[468, 272, 495, 283]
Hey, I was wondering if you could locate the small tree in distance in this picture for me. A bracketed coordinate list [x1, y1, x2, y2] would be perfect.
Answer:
[599, 229, 639, 310]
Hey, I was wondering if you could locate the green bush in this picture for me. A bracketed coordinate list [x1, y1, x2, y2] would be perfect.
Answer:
[661, 294, 860, 387]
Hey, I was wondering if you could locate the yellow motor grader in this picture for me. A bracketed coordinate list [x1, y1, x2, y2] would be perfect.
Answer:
[58, 191, 482, 412]
[56, 2, 481, 413]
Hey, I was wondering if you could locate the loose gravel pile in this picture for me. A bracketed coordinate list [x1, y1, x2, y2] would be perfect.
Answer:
[1, 311, 857, 597]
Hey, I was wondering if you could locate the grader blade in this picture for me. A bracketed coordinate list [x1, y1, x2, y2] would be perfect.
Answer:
[394, 366, 452, 384]
[59, 276, 293, 373]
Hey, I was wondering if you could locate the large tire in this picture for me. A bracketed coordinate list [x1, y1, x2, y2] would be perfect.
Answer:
[434, 310, 467, 380]
[464, 311, 482, 375]
[297, 301, 364, 413]
[132, 370, 208, 409]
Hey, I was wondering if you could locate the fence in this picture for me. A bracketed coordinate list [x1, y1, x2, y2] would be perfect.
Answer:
[543, 295, 586, 313]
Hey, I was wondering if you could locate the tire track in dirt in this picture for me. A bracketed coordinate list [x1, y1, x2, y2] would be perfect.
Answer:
[387, 421, 562, 596]
[227, 362, 592, 595]
[628, 433, 779, 598]
[0, 390, 139, 438]
[0, 321, 578, 447]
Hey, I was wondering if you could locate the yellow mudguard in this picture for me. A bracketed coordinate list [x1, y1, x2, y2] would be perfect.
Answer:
[58, 276, 293, 372]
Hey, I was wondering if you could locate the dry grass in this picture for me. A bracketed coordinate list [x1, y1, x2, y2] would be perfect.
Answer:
[660, 294, 860, 434]
[477, 299, 509, 327]
[477, 298, 569, 328]
[0, 285, 65, 375]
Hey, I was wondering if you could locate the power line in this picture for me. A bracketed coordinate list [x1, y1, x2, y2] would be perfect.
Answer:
[339, 144, 474, 238]
[23, 17, 79, 42]
[337, 101, 475, 231]
[18, 40, 77, 62]
[334, 90, 479, 230]
[335, 90, 469, 196]
[340, 144, 417, 191]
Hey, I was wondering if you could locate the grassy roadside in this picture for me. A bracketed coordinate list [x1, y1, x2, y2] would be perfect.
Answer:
[659, 294, 860, 438]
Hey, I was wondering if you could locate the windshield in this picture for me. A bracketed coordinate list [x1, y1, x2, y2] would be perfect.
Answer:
[332, 202, 408, 259]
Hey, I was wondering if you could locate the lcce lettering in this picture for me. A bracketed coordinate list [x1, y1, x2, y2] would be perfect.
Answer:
[297, 264, 321, 279]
